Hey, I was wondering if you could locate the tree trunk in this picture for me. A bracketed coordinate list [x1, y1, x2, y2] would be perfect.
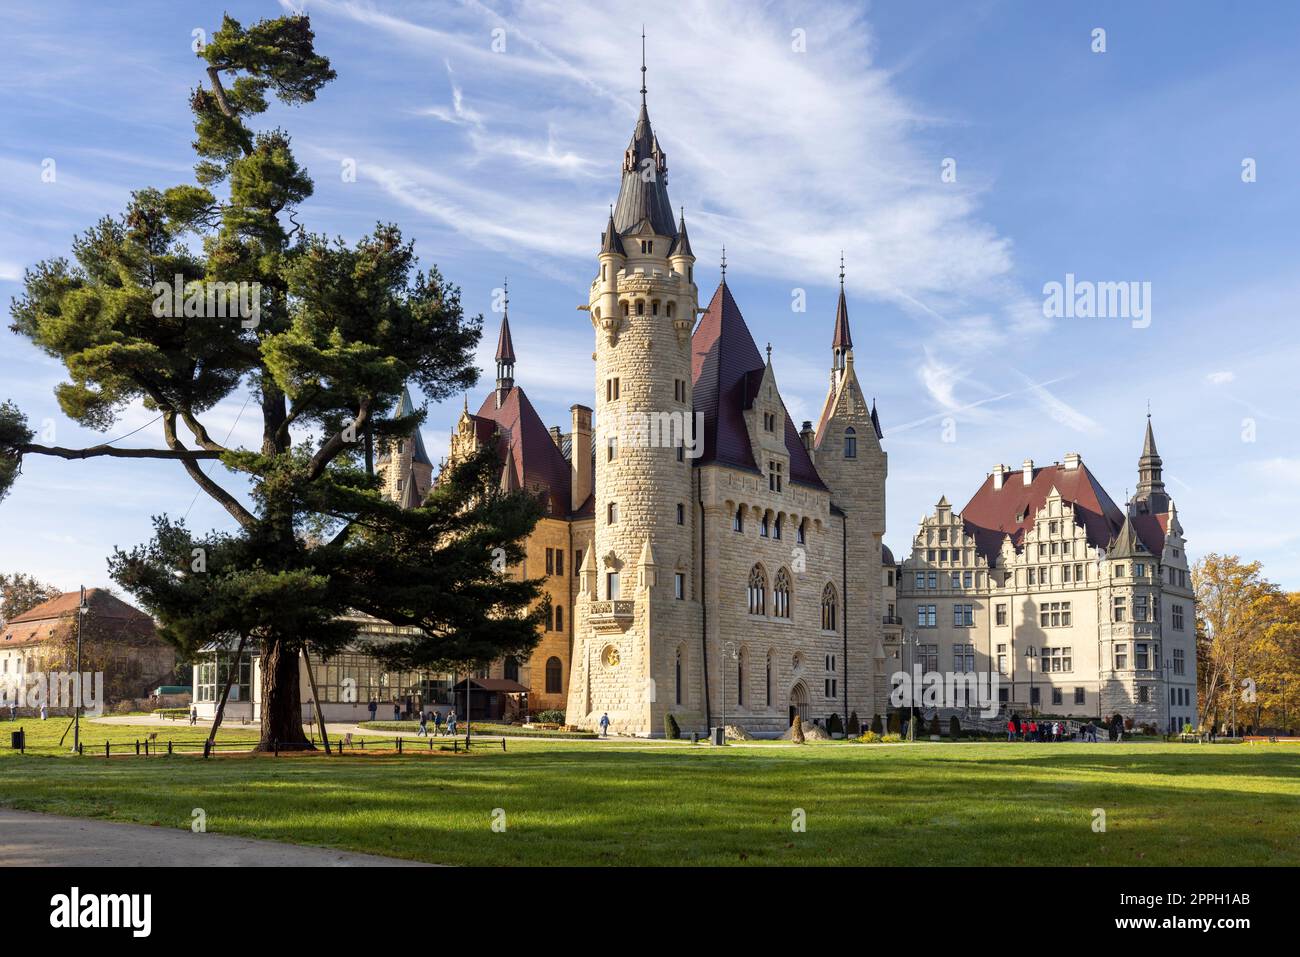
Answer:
[257, 637, 313, 751]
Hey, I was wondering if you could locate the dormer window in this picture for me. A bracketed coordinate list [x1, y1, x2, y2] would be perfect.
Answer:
[843, 427, 857, 459]
[763, 412, 776, 432]
[640, 240, 653, 254]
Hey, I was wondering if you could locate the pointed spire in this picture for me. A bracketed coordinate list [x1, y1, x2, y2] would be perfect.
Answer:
[832, 252, 853, 350]
[669, 206, 694, 258]
[495, 279, 516, 364]
[612, 33, 675, 238]
[601, 205, 626, 255]
[1142, 412, 1158, 457]
[1135, 410, 1167, 511]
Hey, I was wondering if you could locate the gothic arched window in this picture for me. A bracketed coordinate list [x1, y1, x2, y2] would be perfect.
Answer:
[748, 565, 767, 616]
[821, 583, 838, 632]
[545, 656, 563, 694]
[844, 427, 857, 459]
[774, 568, 792, 619]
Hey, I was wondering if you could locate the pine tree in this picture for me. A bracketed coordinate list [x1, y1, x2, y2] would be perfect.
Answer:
[1, 14, 544, 749]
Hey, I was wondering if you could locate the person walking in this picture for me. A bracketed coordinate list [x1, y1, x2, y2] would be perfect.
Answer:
[1006, 718, 1015, 742]
[417, 711, 429, 736]
[446, 710, 457, 737]
[40, 702, 48, 721]
[392, 700, 401, 723]
[599, 712, 611, 738]
[433, 711, 443, 735]
[189, 705, 198, 726]
[367, 698, 377, 723]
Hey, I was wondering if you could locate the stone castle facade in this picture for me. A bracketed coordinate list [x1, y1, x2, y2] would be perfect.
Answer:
[381, 74, 1196, 737]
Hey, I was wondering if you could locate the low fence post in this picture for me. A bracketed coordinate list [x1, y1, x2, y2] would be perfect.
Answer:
[105, 741, 110, 758]
[273, 738, 279, 757]
[397, 736, 403, 754]
[502, 737, 506, 752]
[167, 740, 173, 756]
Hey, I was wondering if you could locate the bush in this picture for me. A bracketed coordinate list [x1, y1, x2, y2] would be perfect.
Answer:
[847, 711, 860, 736]
[857, 730, 881, 744]
[535, 709, 566, 724]
[791, 715, 805, 744]
[949, 715, 961, 739]
[870, 713, 883, 734]
[827, 713, 844, 736]
[880, 733, 903, 743]
[664, 713, 681, 740]
[888, 711, 901, 734]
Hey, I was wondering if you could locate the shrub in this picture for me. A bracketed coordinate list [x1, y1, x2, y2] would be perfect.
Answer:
[857, 730, 881, 744]
[888, 711, 901, 734]
[535, 709, 566, 724]
[664, 713, 681, 740]
[880, 733, 903, 743]
[847, 711, 860, 736]
[791, 715, 805, 744]
[949, 715, 961, 739]
[870, 713, 883, 734]
[827, 713, 844, 736]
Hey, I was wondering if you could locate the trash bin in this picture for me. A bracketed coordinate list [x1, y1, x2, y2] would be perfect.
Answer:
[10, 730, 24, 750]
[710, 726, 725, 746]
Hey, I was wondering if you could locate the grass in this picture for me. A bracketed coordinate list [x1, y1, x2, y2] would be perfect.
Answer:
[1, 719, 1297, 866]
[358, 720, 598, 739]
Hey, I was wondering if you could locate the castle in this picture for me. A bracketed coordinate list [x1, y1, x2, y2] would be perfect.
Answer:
[379, 70, 1197, 737]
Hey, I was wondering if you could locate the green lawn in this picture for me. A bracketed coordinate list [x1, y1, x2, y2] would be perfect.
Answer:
[1, 720, 1297, 866]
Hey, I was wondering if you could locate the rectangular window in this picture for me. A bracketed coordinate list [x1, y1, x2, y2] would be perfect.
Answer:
[606, 572, 620, 600]
[1115, 643, 1128, 669]
[1028, 567, 1036, 586]
[545, 548, 554, 575]
[1172, 603, 1184, 631]
[1051, 688, 1063, 706]
[1135, 643, 1149, 670]
[954, 643, 975, 672]
[915, 571, 925, 589]
[1063, 564, 1072, 583]
[1173, 647, 1185, 675]
[963, 571, 973, 589]
[674, 572, 685, 600]
[995, 603, 1007, 626]
[1074, 687, 1086, 705]
[676, 503, 685, 525]
[606, 377, 620, 401]
[556, 550, 564, 576]
[574, 549, 583, 576]
[953, 604, 974, 627]
[917, 605, 936, 627]
[996, 644, 1007, 675]
[928, 572, 937, 589]
[1075, 563, 1084, 582]
[1134, 595, 1149, 622]
[918, 644, 939, 672]
[1113, 596, 1126, 622]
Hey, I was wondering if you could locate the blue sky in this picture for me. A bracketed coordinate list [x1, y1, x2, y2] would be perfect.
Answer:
[2, 0, 1298, 593]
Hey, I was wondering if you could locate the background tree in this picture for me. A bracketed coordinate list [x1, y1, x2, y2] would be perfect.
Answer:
[0, 572, 62, 624]
[1192, 553, 1280, 734]
[1, 14, 545, 749]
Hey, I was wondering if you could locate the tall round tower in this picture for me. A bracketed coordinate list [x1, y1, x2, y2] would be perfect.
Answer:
[569, 51, 700, 735]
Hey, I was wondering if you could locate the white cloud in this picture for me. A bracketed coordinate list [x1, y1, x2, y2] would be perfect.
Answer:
[1206, 370, 1235, 385]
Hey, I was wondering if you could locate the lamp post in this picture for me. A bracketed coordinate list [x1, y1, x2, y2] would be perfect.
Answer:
[73, 586, 87, 753]
[720, 641, 737, 745]
[1025, 646, 1036, 719]
[903, 629, 917, 742]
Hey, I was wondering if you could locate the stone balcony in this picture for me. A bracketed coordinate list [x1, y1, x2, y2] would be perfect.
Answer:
[588, 600, 635, 632]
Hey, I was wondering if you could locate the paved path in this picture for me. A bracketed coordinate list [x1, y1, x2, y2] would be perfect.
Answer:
[0, 809, 433, 867]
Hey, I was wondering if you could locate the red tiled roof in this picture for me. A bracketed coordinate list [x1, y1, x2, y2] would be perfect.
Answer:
[959, 462, 1125, 564]
[1131, 511, 1169, 557]
[495, 313, 516, 363]
[3, 589, 154, 648]
[475, 386, 573, 517]
[691, 282, 826, 490]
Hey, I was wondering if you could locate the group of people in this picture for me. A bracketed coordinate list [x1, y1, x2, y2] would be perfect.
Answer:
[415, 709, 458, 736]
[1004, 712, 1126, 743]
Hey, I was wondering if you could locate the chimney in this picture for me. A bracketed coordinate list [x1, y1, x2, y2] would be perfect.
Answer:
[1022, 459, 1034, 486]
[1064, 451, 1081, 470]
[570, 405, 593, 513]
[800, 420, 814, 452]
[992, 464, 1008, 490]
[549, 426, 563, 447]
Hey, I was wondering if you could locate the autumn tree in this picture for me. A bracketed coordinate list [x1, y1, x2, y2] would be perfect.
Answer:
[0, 572, 61, 624]
[1, 14, 545, 749]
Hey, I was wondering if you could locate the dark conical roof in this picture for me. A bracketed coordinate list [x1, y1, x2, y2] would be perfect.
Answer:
[600, 208, 626, 255]
[669, 208, 694, 257]
[612, 102, 677, 238]
[1107, 513, 1147, 558]
[832, 289, 853, 350]
[1142, 416, 1158, 458]
[394, 386, 432, 466]
[495, 311, 516, 363]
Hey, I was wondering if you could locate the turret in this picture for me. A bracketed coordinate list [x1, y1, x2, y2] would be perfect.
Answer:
[1134, 412, 1168, 513]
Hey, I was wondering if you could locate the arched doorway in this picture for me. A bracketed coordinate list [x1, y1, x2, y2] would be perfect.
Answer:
[788, 681, 809, 727]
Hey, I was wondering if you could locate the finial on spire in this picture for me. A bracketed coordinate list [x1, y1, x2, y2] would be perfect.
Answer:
[766, 342, 772, 364]
[640, 26, 647, 104]
[503, 276, 509, 317]
[839, 250, 845, 291]
[720, 245, 727, 282]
